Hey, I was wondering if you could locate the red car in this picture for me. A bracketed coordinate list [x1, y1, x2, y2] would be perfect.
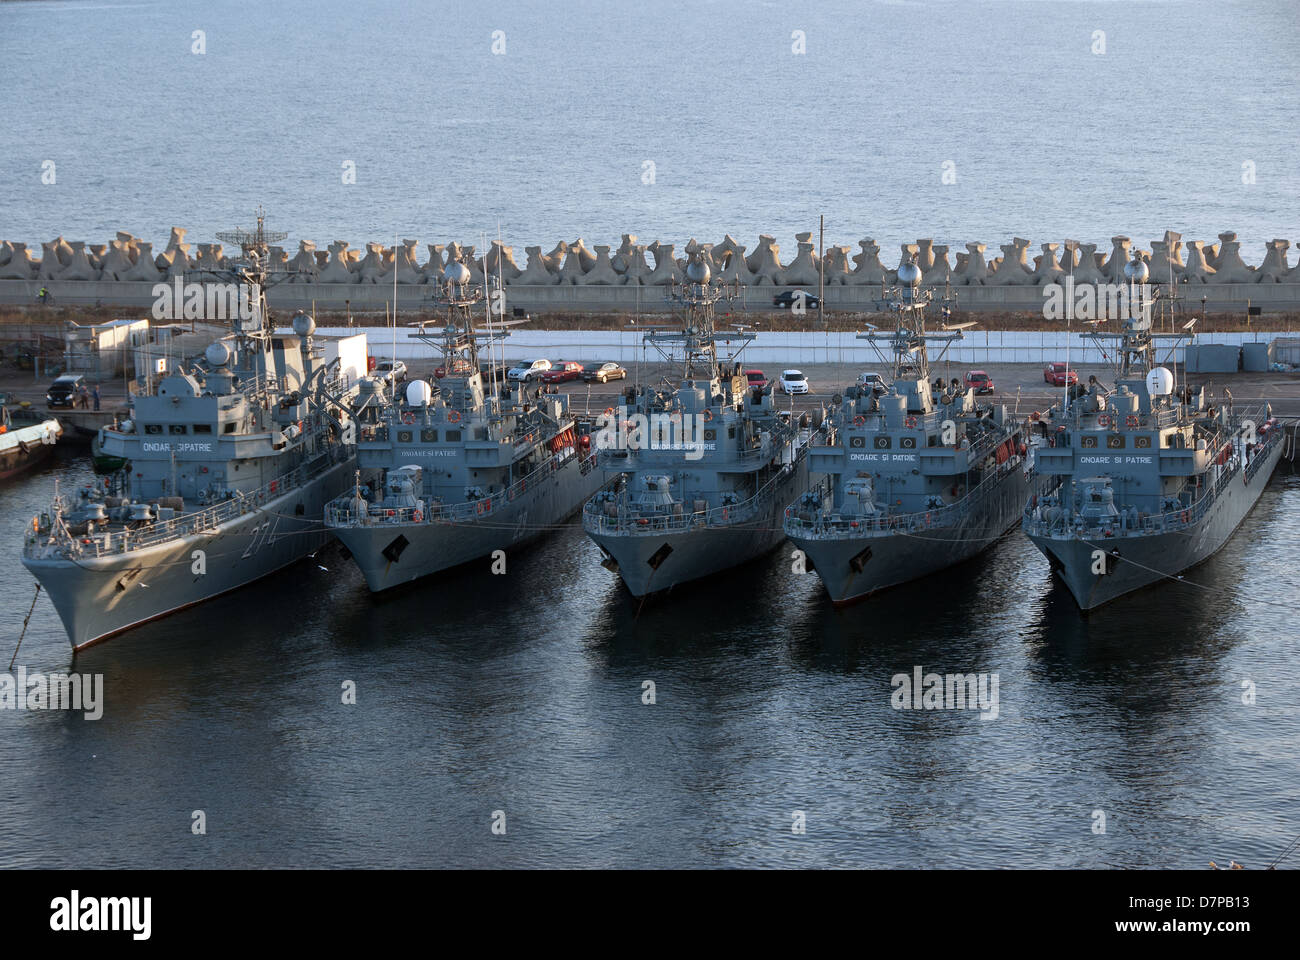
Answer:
[1043, 362, 1078, 387]
[541, 361, 584, 384]
[965, 370, 994, 394]
[745, 369, 768, 389]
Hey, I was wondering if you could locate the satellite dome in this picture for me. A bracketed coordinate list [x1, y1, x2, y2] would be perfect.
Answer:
[897, 259, 922, 286]
[290, 311, 316, 336]
[1123, 257, 1150, 283]
[443, 260, 471, 284]
[204, 341, 232, 367]
[1146, 367, 1174, 396]
[686, 257, 711, 284]
[405, 379, 432, 407]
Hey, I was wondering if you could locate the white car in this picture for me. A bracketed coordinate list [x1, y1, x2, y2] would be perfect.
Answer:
[856, 371, 887, 395]
[778, 369, 809, 395]
[373, 359, 407, 384]
[507, 358, 552, 382]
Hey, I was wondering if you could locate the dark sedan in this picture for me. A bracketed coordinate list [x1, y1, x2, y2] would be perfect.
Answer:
[582, 362, 627, 383]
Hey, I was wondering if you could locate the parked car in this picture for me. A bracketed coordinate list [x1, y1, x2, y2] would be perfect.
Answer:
[542, 361, 584, 384]
[582, 361, 627, 383]
[507, 358, 552, 382]
[856, 371, 887, 394]
[965, 369, 995, 394]
[1043, 362, 1078, 386]
[772, 290, 821, 310]
[373, 359, 407, 384]
[778, 369, 810, 395]
[745, 369, 768, 389]
[46, 374, 84, 408]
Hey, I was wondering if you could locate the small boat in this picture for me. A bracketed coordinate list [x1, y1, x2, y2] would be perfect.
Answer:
[0, 393, 62, 482]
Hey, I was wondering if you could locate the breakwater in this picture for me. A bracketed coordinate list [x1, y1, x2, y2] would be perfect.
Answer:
[3, 230, 1300, 312]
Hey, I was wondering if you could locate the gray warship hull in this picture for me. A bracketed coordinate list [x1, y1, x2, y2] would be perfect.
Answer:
[789, 465, 1037, 604]
[22, 459, 354, 650]
[332, 455, 604, 592]
[1027, 439, 1284, 611]
[586, 461, 807, 597]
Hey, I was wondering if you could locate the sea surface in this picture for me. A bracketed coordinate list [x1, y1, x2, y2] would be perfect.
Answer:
[1, 450, 1298, 868]
[0, 0, 1297, 255]
[2, 0, 1299, 870]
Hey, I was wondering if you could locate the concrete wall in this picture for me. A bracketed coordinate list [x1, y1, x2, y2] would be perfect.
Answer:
[313, 326, 1300, 368]
[5, 277, 1300, 314]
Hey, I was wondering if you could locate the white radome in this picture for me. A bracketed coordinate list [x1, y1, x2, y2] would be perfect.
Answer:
[405, 379, 432, 407]
[1146, 367, 1174, 396]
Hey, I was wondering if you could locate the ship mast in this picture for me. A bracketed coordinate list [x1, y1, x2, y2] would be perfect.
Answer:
[215, 206, 288, 356]
[646, 253, 744, 382]
[857, 256, 965, 382]
[410, 257, 517, 382]
[1082, 253, 1190, 380]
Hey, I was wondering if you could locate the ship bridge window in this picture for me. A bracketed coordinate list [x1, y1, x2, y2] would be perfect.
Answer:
[1080, 435, 1098, 448]
[144, 424, 163, 435]
[169, 424, 187, 435]
[421, 429, 437, 443]
[193, 424, 213, 434]
[445, 429, 461, 442]
[1106, 435, 1124, 449]
[223, 421, 238, 434]
[1134, 435, 1151, 449]
[397, 431, 413, 443]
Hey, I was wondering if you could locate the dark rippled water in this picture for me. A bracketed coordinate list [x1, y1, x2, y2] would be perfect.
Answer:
[2, 450, 1297, 868]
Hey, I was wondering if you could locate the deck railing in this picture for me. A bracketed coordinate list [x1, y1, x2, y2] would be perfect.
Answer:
[325, 447, 594, 528]
[582, 444, 808, 535]
[1023, 418, 1281, 539]
[26, 449, 347, 560]
[784, 454, 1022, 539]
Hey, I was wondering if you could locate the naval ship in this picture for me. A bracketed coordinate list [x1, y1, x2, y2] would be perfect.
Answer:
[582, 254, 810, 596]
[1023, 255, 1285, 610]
[21, 214, 363, 650]
[323, 258, 604, 591]
[784, 258, 1041, 604]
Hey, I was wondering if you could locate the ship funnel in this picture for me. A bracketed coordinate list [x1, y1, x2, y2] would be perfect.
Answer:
[1145, 367, 1174, 396]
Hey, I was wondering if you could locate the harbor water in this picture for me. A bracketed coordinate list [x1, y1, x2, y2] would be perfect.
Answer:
[2, 450, 1297, 868]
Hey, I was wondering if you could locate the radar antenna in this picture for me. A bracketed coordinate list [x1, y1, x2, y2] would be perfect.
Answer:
[213, 206, 289, 346]
[642, 252, 745, 381]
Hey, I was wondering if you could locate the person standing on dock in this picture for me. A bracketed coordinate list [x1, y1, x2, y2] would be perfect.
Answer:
[92, 384, 101, 411]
